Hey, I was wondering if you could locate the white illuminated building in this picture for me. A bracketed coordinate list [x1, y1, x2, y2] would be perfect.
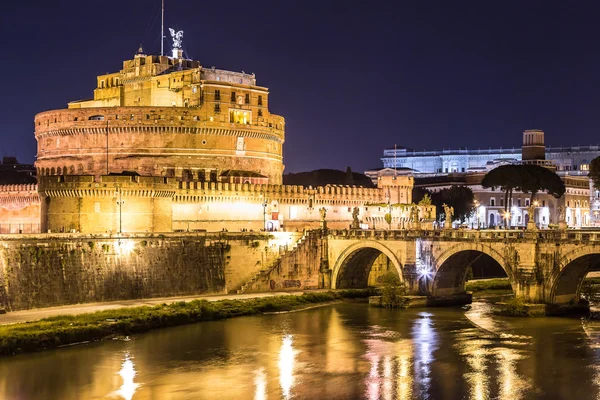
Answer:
[368, 130, 599, 228]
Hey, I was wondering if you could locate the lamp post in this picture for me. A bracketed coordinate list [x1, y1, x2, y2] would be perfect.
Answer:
[261, 197, 268, 231]
[474, 200, 479, 230]
[117, 186, 125, 234]
[503, 210, 511, 230]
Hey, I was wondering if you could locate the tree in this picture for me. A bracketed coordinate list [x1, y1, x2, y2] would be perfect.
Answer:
[384, 212, 392, 230]
[430, 185, 474, 223]
[590, 156, 600, 190]
[519, 164, 565, 201]
[481, 164, 522, 214]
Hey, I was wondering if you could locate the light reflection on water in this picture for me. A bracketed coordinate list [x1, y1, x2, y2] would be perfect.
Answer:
[254, 367, 267, 400]
[278, 334, 296, 400]
[0, 302, 599, 399]
[111, 352, 140, 400]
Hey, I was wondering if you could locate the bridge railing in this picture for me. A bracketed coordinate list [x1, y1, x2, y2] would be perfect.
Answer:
[327, 229, 600, 243]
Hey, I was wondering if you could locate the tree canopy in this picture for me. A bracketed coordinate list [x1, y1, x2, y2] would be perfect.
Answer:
[283, 169, 375, 187]
[481, 164, 522, 212]
[425, 185, 474, 223]
[590, 156, 600, 189]
[481, 164, 565, 213]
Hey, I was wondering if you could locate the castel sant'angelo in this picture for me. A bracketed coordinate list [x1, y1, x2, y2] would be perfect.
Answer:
[1, 35, 427, 234]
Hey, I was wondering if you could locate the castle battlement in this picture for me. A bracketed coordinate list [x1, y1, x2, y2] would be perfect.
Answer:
[38, 175, 387, 204]
[0, 184, 38, 193]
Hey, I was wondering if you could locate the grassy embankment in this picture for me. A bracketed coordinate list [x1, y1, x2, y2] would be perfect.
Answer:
[465, 277, 600, 299]
[0, 290, 373, 356]
[465, 278, 513, 298]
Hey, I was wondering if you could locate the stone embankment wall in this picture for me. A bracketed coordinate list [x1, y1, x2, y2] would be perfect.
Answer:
[244, 231, 323, 292]
[0, 232, 300, 311]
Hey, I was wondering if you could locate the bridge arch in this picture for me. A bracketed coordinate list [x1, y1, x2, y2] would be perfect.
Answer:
[551, 247, 600, 305]
[331, 240, 403, 289]
[430, 243, 513, 297]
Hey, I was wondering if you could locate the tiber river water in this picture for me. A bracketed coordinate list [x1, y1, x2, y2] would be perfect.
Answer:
[1, 302, 600, 400]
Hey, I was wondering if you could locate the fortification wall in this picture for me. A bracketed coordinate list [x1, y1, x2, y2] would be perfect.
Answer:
[35, 107, 285, 184]
[38, 175, 402, 233]
[0, 232, 298, 311]
[0, 185, 40, 233]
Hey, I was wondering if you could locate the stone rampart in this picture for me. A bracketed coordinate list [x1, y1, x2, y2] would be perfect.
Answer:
[0, 232, 299, 311]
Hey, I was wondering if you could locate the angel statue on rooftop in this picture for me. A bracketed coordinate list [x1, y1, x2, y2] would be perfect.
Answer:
[169, 28, 184, 49]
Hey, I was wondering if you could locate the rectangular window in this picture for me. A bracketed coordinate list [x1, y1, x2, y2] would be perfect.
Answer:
[192, 86, 197, 93]
[258, 95, 263, 106]
[229, 109, 251, 124]
[258, 109, 263, 117]
[245, 93, 250, 104]
[517, 198, 522, 207]
[94, 202, 100, 213]
[490, 198, 495, 207]
[525, 199, 530, 207]
[214, 90, 220, 101]
[231, 91, 236, 102]
[214, 104, 220, 113]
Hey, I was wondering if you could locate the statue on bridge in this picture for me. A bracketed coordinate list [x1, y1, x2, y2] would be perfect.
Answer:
[527, 202, 537, 230]
[351, 206, 361, 230]
[319, 207, 327, 221]
[557, 205, 567, 230]
[319, 207, 328, 232]
[443, 203, 454, 229]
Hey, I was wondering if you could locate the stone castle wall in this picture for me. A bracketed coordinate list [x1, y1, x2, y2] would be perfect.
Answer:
[37, 174, 421, 233]
[35, 107, 285, 184]
[0, 185, 40, 234]
[0, 232, 297, 311]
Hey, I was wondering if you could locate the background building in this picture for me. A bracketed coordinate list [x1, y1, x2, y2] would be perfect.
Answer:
[368, 130, 600, 228]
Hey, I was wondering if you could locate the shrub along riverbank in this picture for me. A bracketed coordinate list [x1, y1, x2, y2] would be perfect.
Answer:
[0, 290, 374, 356]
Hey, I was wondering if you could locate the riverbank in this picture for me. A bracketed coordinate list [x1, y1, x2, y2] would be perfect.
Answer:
[465, 278, 513, 299]
[0, 290, 373, 356]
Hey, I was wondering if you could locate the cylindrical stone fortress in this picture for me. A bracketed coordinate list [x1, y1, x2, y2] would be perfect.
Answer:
[35, 51, 285, 184]
[35, 106, 284, 183]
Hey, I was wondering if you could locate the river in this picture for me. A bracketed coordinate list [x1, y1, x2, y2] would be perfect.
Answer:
[1, 302, 599, 400]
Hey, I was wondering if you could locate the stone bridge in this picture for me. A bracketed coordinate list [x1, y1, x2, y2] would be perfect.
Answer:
[323, 229, 600, 309]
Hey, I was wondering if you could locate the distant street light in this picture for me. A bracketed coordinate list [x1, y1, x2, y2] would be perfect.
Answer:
[503, 210, 511, 229]
[117, 185, 125, 234]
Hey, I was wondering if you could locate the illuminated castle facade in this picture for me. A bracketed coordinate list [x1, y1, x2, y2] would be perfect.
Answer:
[2, 45, 419, 234]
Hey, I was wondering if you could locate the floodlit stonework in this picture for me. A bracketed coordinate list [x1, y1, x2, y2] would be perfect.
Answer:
[15, 48, 424, 234]
[36, 50, 284, 184]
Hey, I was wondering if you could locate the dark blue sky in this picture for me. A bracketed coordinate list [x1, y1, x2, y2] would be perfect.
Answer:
[1, 1, 599, 172]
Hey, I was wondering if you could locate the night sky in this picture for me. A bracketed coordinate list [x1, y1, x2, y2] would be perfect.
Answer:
[1, 1, 599, 173]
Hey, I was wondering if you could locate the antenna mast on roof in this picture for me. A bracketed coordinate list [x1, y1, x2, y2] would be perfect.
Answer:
[394, 144, 397, 177]
[161, 0, 165, 56]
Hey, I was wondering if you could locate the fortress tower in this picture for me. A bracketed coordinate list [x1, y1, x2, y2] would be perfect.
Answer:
[34, 46, 285, 184]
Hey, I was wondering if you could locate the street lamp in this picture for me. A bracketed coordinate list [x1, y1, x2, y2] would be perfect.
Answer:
[116, 185, 125, 234]
[474, 200, 480, 229]
[261, 196, 268, 231]
[503, 210, 511, 229]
